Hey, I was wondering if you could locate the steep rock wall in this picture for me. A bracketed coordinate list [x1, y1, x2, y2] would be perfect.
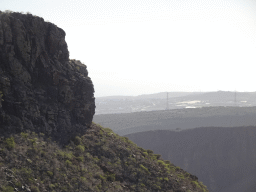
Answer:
[0, 12, 95, 144]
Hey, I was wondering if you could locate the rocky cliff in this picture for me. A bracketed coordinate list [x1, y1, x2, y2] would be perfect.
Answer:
[0, 11, 95, 144]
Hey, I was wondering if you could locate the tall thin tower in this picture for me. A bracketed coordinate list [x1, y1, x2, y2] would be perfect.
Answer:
[234, 90, 237, 106]
[166, 92, 169, 110]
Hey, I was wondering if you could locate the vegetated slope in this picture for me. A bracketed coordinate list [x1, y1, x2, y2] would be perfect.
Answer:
[0, 123, 208, 192]
[93, 106, 256, 135]
[125, 126, 256, 192]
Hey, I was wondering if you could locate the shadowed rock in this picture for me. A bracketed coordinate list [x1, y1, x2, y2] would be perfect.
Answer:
[0, 12, 95, 144]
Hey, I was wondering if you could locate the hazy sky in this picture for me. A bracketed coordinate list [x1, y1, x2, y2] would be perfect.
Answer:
[2, 0, 256, 97]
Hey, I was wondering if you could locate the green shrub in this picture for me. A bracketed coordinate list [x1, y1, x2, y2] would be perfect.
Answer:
[65, 160, 72, 166]
[5, 137, 15, 149]
[27, 158, 32, 163]
[163, 177, 169, 181]
[61, 186, 68, 192]
[115, 185, 121, 189]
[20, 168, 32, 178]
[80, 177, 86, 182]
[76, 145, 85, 152]
[199, 181, 208, 190]
[21, 132, 29, 139]
[140, 164, 149, 172]
[93, 157, 100, 162]
[57, 150, 65, 158]
[152, 184, 161, 190]
[140, 183, 145, 187]
[102, 127, 113, 133]
[184, 172, 190, 177]
[77, 156, 84, 162]
[65, 152, 73, 160]
[157, 160, 164, 165]
[175, 167, 180, 171]
[147, 149, 154, 154]
[47, 171, 53, 177]
[191, 181, 201, 188]
[29, 138, 38, 145]
[99, 174, 106, 181]
[137, 147, 145, 151]
[15, 182, 22, 188]
[177, 174, 185, 179]
[31, 185, 40, 192]
[154, 154, 161, 160]
[106, 173, 115, 181]
[2, 186, 14, 192]
[74, 136, 82, 145]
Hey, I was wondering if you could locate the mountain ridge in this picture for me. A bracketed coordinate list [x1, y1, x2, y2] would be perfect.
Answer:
[95, 91, 256, 114]
[0, 11, 208, 192]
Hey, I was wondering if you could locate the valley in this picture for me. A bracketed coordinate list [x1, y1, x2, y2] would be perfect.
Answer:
[93, 100, 256, 192]
[125, 127, 256, 192]
[93, 106, 256, 135]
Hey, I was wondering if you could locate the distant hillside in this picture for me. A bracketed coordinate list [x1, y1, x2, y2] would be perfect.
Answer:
[125, 126, 256, 192]
[179, 91, 256, 103]
[97, 92, 203, 100]
[95, 91, 256, 114]
[93, 106, 256, 135]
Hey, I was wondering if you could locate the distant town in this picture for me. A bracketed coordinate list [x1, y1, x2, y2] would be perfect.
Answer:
[95, 91, 256, 115]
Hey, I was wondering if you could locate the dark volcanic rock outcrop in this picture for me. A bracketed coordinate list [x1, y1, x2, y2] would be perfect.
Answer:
[0, 12, 95, 144]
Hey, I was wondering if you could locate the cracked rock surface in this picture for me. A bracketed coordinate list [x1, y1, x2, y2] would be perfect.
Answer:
[0, 12, 95, 144]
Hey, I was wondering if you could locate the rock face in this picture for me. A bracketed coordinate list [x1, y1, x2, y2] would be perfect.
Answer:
[0, 12, 95, 144]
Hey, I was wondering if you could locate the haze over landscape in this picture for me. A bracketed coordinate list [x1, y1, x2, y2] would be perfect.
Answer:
[2, 0, 256, 96]
[2, 1, 256, 192]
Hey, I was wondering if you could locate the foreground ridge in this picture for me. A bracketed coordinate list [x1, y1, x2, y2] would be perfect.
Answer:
[0, 123, 208, 192]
